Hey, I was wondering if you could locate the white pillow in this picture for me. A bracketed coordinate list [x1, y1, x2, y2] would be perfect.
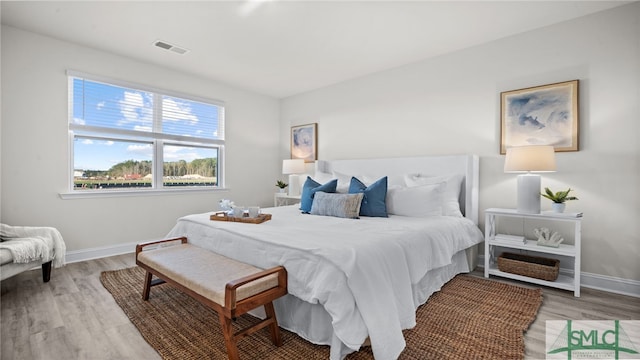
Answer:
[362, 174, 405, 188]
[386, 183, 444, 217]
[404, 174, 463, 217]
[332, 170, 357, 193]
[313, 171, 334, 184]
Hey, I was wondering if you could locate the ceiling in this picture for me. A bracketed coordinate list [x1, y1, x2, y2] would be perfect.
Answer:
[0, 1, 630, 98]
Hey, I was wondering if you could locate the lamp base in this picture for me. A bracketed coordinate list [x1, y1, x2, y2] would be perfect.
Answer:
[288, 174, 300, 197]
[517, 174, 541, 214]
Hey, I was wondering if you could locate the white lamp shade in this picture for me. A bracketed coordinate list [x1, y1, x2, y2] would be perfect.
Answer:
[282, 159, 305, 174]
[504, 145, 556, 173]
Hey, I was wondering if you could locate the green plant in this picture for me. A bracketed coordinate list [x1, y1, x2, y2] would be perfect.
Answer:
[541, 187, 578, 204]
[275, 180, 288, 189]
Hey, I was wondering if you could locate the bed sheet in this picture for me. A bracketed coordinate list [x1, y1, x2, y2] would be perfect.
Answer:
[166, 205, 484, 359]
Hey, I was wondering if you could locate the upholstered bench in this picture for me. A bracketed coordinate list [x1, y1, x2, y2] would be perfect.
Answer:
[135, 237, 287, 360]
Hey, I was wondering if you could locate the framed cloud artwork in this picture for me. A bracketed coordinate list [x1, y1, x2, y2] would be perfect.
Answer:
[500, 80, 579, 154]
[291, 123, 317, 162]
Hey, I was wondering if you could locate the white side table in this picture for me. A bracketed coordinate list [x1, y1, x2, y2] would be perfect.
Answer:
[484, 208, 582, 297]
[274, 193, 301, 207]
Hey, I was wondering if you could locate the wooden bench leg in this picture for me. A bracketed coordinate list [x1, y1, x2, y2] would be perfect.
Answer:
[142, 271, 153, 301]
[264, 302, 282, 347]
[41, 261, 52, 283]
[218, 313, 240, 360]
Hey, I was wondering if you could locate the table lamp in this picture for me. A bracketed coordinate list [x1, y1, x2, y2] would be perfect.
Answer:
[282, 159, 305, 196]
[504, 145, 556, 214]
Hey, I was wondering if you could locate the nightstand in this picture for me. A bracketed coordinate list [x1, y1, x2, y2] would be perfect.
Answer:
[484, 208, 582, 297]
[274, 193, 301, 207]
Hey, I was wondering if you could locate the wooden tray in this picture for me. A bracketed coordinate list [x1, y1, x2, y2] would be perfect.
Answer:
[210, 212, 272, 224]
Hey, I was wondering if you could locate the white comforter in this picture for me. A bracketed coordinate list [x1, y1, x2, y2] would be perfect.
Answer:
[166, 205, 483, 359]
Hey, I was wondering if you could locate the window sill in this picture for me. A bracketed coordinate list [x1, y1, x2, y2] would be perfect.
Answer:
[59, 187, 229, 200]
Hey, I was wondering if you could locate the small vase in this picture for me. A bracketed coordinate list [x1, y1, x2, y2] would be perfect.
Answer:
[278, 188, 286, 193]
[551, 203, 566, 213]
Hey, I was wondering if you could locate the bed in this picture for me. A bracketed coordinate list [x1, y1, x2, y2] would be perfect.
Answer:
[165, 154, 484, 360]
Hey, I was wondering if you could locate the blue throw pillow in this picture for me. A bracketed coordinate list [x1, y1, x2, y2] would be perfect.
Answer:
[348, 176, 388, 217]
[300, 177, 338, 213]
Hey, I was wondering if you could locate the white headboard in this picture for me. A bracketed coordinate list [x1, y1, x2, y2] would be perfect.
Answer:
[315, 154, 479, 224]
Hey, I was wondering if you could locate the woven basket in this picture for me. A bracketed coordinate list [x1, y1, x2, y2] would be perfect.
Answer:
[497, 252, 560, 281]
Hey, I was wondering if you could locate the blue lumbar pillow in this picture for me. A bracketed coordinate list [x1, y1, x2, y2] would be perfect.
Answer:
[300, 177, 338, 213]
[348, 176, 388, 217]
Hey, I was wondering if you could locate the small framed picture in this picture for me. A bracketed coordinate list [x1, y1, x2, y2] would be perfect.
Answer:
[500, 80, 579, 154]
[291, 123, 317, 162]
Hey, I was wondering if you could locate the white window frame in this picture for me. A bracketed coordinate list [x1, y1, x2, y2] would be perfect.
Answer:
[61, 70, 226, 199]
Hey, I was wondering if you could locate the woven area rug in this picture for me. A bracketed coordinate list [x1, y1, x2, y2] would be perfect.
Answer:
[101, 267, 542, 359]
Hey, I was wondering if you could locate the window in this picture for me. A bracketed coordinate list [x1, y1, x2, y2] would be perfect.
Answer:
[68, 71, 224, 194]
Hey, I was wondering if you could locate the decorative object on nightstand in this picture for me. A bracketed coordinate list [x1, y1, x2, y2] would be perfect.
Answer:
[497, 252, 560, 281]
[534, 227, 564, 248]
[504, 145, 556, 214]
[282, 159, 305, 197]
[541, 187, 578, 213]
[275, 180, 288, 193]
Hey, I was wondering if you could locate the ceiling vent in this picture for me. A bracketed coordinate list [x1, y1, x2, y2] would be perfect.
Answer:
[153, 40, 189, 55]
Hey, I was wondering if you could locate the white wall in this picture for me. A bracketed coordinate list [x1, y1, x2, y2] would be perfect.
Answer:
[1, 26, 281, 253]
[281, 4, 640, 282]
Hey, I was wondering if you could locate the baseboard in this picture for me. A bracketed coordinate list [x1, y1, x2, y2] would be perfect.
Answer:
[579, 271, 640, 298]
[65, 241, 139, 264]
[477, 255, 640, 298]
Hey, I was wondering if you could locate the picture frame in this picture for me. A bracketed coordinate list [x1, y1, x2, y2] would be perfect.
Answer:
[291, 123, 317, 162]
[500, 80, 579, 154]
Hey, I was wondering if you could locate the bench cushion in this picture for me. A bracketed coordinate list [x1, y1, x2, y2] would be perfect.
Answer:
[137, 244, 279, 306]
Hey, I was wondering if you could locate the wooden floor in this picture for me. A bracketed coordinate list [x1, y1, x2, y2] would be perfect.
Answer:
[2, 253, 639, 360]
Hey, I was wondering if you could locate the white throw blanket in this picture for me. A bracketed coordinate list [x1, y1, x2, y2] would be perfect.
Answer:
[0, 224, 66, 268]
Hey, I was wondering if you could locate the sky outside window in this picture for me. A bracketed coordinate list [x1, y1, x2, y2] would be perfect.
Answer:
[74, 138, 152, 171]
[72, 78, 219, 171]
